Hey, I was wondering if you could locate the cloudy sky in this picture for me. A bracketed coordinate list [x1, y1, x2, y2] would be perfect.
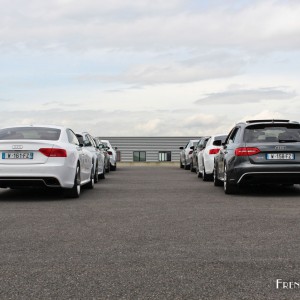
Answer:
[1, 0, 300, 136]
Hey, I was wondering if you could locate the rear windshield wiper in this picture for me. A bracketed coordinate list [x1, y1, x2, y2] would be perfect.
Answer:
[279, 139, 299, 143]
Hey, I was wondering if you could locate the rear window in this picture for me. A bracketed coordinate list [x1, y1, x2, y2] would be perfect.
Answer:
[0, 127, 61, 140]
[214, 135, 227, 143]
[244, 124, 300, 143]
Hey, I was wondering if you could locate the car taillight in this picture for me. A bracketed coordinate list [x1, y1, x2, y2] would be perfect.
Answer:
[107, 151, 113, 155]
[189, 150, 193, 155]
[39, 148, 67, 157]
[235, 147, 260, 156]
[209, 148, 220, 155]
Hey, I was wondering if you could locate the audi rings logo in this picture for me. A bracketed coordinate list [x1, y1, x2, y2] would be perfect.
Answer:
[12, 145, 23, 149]
[275, 146, 286, 150]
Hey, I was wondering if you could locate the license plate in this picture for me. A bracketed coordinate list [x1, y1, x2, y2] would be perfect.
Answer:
[266, 153, 294, 160]
[2, 152, 34, 159]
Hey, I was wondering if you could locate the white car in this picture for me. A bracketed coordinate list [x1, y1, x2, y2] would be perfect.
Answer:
[0, 125, 95, 198]
[179, 139, 199, 170]
[76, 132, 105, 181]
[196, 134, 227, 181]
[101, 140, 117, 171]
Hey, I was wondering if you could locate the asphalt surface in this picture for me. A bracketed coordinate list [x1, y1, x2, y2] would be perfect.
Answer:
[0, 166, 300, 299]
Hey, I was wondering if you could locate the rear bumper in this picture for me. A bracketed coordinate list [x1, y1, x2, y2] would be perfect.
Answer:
[230, 164, 300, 185]
[0, 163, 76, 188]
[0, 177, 61, 188]
[238, 172, 300, 184]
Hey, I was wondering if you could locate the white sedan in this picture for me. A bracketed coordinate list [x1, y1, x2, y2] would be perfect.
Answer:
[0, 125, 95, 198]
[197, 134, 227, 181]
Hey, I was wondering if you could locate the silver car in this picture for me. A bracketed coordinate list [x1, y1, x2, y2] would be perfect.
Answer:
[179, 139, 199, 170]
[76, 132, 106, 181]
[94, 138, 111, 173]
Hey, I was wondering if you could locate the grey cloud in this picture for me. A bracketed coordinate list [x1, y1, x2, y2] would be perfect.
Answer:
[195, 88, 297, 105]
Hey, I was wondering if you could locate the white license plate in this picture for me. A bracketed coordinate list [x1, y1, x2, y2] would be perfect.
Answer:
[2, 152, 34, 159]
[266, 153, 294, 160]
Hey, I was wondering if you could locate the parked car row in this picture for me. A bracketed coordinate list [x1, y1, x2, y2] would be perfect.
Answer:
[180, 119, 300, 194]
[0, 125, 118, 198]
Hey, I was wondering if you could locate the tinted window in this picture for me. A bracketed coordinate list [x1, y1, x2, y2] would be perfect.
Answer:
[214, 135, 227, 143]
[0, 127, 61, 140]
[244, 124, 300, 143]
[159, 151, 171, 162]
[133, 151, 146, 162]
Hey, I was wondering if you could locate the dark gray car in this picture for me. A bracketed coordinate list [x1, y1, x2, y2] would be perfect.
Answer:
[214, 119, 300, 194]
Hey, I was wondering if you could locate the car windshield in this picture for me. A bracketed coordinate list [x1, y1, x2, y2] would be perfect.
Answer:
[0, 127, 61, 140]
[244, 124, 300, 143]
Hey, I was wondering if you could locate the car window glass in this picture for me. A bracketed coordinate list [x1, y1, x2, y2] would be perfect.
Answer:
[203, 138, 210, 147]
[67, 129, 79, 145]
[227, 128, 240, 144]
[0, 127, 61, 140]
[215, 135, 227, 143]
[89, 136, 97, 147]
[84, 137, 92, 147]
[244, 124, 300, 143]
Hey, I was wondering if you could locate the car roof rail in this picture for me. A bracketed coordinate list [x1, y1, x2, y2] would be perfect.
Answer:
[245, 119, 291, 123]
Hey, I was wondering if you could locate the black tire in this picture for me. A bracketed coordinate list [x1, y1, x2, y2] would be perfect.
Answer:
[94, 164, 99, 183]
[99, 168, 105, 179]
[224, 165, 238, 194]
[202, 166, 212, 181]
[184, 161, 190, 170]
[190, 161, 195, 172]
[180, 160, 184, 169]
[105, 162, 110, 173]
[64, 164, 81, 198]
[196, 163, 201, 178]
[213, 166, 223, 186]
[110, 163, 116, 171]
[86, 166, 95, 189]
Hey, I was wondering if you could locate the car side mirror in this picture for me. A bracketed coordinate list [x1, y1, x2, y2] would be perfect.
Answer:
[179, 147, 184, 150]
[190, 146, 194, 150]
[79, 143, 84, 147]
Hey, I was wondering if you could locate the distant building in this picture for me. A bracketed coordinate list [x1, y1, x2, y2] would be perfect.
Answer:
[99, 137, 200, 162]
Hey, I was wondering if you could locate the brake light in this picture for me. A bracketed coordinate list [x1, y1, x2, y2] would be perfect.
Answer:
[39, 148, 67, 157]
[235, 147, 260, 156]
[107, 151, 113, 155]
[189, 150, 193, 155]
[209, 148, 220, 155]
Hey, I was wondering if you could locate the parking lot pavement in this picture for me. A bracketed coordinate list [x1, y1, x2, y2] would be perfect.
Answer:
[0, 166, 300, 299]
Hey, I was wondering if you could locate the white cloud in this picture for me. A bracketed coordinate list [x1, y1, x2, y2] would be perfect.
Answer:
[1, 0, 300, 137]
[195, 87, 297, 105]
[1, 1, 300, 52]
[237, 110, 285, 123]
